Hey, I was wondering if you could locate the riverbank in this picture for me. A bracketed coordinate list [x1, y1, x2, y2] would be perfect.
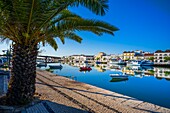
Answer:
[35, 69, 170, 113]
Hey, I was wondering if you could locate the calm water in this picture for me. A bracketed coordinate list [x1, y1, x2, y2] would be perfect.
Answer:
[40, 63, 170, 108]
[1, 63, 170, 108]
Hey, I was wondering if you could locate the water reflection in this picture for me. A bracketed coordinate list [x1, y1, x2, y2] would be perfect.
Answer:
[154, 67, 170, 81]
[64, 62, 170, 80]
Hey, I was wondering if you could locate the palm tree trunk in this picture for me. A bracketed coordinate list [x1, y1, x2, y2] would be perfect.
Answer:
[6, 44, 38, 105]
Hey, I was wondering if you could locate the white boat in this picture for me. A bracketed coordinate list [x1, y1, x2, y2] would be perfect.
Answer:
[37, 62, 47, 67]
[141, 60, 153, 66]
[110, 59, 126, 65]
[36, 59, 45, 65]
[110, 73, 128, 78]
[127, 60, 142, 66]
[127, 60, 154, 66]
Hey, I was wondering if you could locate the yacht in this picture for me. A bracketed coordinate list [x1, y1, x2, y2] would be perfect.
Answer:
[141, 60, 154, 66]
[110, 59, 126, 65]
[127, 60, 154, 66]
[127, 60, 142, 66]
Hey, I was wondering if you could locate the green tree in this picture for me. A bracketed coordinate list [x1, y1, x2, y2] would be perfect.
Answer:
[148, 57, 154, 62]
[164, 57, 170, 61]
[0, 0, 118, 105]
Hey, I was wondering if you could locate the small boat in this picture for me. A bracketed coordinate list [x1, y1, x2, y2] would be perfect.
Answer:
[110, 59, 126, 65]
[127, 60, 142, 66]
[80, 67, 92, 71]
[37, 62, 47, 67]
[110, 73, 128, 78]
[49, 65, 63, 69]
[110, 77, 128, 82]
[141, 60, 154, 66]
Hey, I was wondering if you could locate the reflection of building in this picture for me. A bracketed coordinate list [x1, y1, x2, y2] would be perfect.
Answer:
[0, 75, 8, 95]
[94, 64, 109, 72]
[154, 50, 170, 65]
[122, 67, 135, 75]
[154, 67, 170, 79]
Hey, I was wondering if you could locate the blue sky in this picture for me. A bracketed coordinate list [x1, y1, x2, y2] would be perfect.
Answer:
[0, 0, 170, 56]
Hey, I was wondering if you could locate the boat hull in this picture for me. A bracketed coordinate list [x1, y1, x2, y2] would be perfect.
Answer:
[49, 65, 63, 69]
[110, 78, 128, 82]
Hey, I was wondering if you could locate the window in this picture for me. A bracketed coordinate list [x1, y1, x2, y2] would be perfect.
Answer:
[154, 57, 157, 59]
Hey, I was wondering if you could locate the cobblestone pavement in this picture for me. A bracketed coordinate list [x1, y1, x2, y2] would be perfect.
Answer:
[35, 69, 170, 113]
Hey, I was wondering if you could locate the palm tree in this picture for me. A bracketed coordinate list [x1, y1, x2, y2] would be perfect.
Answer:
[0, 0, 118, 105]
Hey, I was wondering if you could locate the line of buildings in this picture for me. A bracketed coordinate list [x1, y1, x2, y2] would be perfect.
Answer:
[63, 49, 170, 66]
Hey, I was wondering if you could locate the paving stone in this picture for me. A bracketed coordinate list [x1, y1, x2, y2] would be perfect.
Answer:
[35, 69, 170, 113]
[121, 99, 143, 107]
[136, 102, 160, 112]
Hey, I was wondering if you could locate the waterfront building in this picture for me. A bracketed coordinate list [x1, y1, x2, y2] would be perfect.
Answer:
[123, 51, 135, 60]
[134, 54, 144, 60]
[123, 50, 152, 61]
[70, 54, 94, 63]
[101, 55, 111, 63]
[95, 53, 120, 63]
[154, 50, 170, 65]
[144, 53, 154, 60]
[95, 52, 106, 60]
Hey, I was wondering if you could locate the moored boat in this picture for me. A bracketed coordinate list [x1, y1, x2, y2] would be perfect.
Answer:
[127, 60, 142, 66]
[110, 77, 128, 82]
[37, 62, 47, 67]
[80, 67, 92, 71]
[110, 73, 128, 78]
[141, 60, 153, 66]
[110, 59, 126, 65]
[49, 65, 63, 69]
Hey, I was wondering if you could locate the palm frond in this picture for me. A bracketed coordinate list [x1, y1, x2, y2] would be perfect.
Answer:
[45, 37, 58, 50]
[70, 0, 109, 16]
[0, 0, 119, 51]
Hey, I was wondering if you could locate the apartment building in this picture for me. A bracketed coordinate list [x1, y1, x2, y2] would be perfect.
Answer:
[154, 50, 170, 65]
[70, 55, 94, 63]
[123, 51, 135, 60]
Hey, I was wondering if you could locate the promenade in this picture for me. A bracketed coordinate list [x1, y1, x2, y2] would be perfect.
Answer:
[34, 69, 170, 113]
[1, 69, 170, 113]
